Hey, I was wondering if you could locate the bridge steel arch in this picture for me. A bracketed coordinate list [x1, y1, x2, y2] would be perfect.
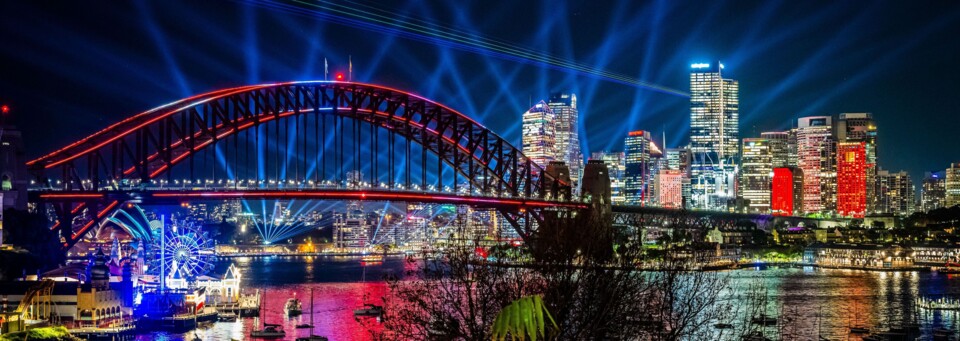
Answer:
[28, 81, 574, 249]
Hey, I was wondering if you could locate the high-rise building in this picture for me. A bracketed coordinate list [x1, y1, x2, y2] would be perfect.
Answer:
[656, 169, 684, 209]
[945, 163, 960, 208]
[761, 131, 790, 168]
[771, 167, 804, 216]
[548, 93, 583, 193]
[837, 113, 878, 213]
[787, 128, 799, 167]
[521, 100, 557, 169]
[796, 116, 835, 215]
[874, 169, 915, 216]
[689, 62, 739, 210]
[739, 138, 773, 213]
[836, 142, 867, 218]
[333, 201, 372, 249]
[591, 151, 626, 204]
[922, 171, 947, 212]
[665, 148, 692, 174]
[624, 130, 657, 205]
[665, 148, 692, 207]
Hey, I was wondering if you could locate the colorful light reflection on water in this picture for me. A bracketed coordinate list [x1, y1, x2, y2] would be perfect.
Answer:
[134, 255, 408, 341]
[134, 257, 960, 341]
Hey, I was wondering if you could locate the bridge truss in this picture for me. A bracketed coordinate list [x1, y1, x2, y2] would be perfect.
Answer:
[27, 81, 582, 250]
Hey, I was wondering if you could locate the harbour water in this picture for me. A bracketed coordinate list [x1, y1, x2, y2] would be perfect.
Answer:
[134, 257, 960, 340]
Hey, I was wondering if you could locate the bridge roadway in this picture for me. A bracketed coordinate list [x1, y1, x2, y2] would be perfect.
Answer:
[32, 188, 588, 210]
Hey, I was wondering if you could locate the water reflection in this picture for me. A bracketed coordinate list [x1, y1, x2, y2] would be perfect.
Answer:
[135, 258, 960, 340]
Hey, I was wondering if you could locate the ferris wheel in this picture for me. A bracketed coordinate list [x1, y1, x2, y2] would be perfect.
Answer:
[147, 220, 216, 279]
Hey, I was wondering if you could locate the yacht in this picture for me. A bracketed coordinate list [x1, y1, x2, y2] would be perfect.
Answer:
[286, 297, 303, 316]
[250, 323, 285, 339]
[354, 303, 384, 317]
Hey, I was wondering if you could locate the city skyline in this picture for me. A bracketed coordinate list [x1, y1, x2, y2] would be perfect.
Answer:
[2, 1, 960, 187]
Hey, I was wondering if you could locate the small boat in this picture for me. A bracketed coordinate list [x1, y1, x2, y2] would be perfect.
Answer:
[295, 323, 313, 329]
[849, 326, 870, 334]
[295, 336, 330, 341]
[360, 254, 384, 265]
[286, 297, 303, 316]
[250, 323, 285, 338]
[354, 303, 384, 317]
[218, 312, 238, 322]
[713, 323, 734, 329]
[252, 289, 286, 339]
[743, 331, 772, 341]
[750, 314, 777, 326]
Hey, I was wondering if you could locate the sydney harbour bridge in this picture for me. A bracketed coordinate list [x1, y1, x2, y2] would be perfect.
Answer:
[25, 81, 813, 252]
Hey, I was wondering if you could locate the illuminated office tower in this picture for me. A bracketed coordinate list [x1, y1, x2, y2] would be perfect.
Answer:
[787, 128, 798, 167]
[689, 62, 739, 210]
[874, 169, 915, 216]
[836, 142, 867, 218]
[333, 201, 372, 250]
[837, 113, 878, 212]
[548, 93, 583, 193]
[591, 151, 626, 204]
[739, 138, 773, 213]
[521, 100, 557, 168]
[761, 131, 790, 168]
[771, 167, 804, 216]
[624, 131, 657, 205]
[656, 169, 684, 209]
[796, 116, 835, 215]
[921, 171, 946, 212]
[944, 163, 960, 208]
[665, 147, 692, 207]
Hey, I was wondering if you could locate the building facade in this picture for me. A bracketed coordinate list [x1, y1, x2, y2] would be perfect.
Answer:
[771, 167, 804, 216]
[591, 151, 626, 204]
[624, 131, 658, 205]
[547, 93, 583, 193]
[739, 138, 773, 213]
[332, 201, 372, 250]
[521, 100, 557, 169]
[922, 171, 947, 212]
[689, 62, 739, 210]
[656, 169, 684, 209]
[874, 169, 915, 216]
[796, 116, 835, 215]
[947, 163, 960, 208]
[761, 131, 790, 168]
[837, 113, 878, 213]
[836, 142, 867, 218]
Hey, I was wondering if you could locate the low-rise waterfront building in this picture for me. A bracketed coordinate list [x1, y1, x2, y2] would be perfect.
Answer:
[803, 243, 915, 269]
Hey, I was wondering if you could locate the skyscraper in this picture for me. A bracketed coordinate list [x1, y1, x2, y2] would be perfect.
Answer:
[796, 116, 835, 215]
[624, 130, 656, 205]
[874, 169, 915, 216]
[761, 131, 790, 168]
[521, 100, 557, 168]
[591, 151, 626, 204]
[771, 167, 804, 216]
[548, 93, 583, 193]
[665, 147, 692, 207]
[689, 62, 740, 210]
[945, 163, 960, 208]
[921, 171, 947, 212]
[739, 138, 773, 213]
[836, 142, 867, 218]
[837, 113, 878, 213]
[656, 169, 684, 209]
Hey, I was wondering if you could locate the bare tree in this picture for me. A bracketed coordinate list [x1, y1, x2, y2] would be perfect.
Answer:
[374, 208, 738, 341]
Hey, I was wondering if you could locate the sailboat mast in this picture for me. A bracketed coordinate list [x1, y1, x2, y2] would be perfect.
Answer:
[310, 288, 315, 331]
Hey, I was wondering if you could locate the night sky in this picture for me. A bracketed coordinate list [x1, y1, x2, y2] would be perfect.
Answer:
[2, 1, 960, 183]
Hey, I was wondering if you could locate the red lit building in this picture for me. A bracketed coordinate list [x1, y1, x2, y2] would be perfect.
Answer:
[771, 167, 803, 216]
[836, 142, 867, 218]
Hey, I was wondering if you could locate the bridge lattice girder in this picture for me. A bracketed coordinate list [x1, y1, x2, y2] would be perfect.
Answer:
[28, 82, 570, 249]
